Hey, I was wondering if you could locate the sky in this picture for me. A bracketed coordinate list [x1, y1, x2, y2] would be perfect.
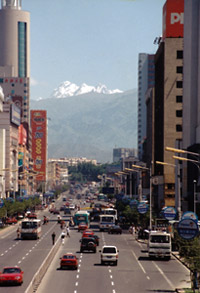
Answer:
[22, 0, 166, 100]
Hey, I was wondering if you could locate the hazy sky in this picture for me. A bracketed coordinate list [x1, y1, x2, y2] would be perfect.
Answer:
[22, 0, 166, 100]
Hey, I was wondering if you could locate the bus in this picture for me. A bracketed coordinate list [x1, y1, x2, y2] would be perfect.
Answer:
[99, 215, 115, 231]
[73, 211, 90, 227]
[20, 219, 42, 240]
[103, 208, 118, 221]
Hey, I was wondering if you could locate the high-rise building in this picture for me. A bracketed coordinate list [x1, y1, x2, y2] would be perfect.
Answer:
[137, 54, 155, 161]
[182, 0, 200, 210]
[0, 0, 30, 123]
[153, 0, 184, 209]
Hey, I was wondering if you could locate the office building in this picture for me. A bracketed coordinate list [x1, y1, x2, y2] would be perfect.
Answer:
[153, 0, 184, 209]
[0, 0, 30, 123]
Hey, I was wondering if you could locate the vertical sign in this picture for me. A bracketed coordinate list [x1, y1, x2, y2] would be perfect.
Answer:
[31, 110, 47, 181]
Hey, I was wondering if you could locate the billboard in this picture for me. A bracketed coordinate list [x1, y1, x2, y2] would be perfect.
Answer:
[31, 110, 47, 181]
[162, 0, 184, 39]
[18, 124, 27, 146]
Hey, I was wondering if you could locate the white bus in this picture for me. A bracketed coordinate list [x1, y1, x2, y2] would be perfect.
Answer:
[103, 208, 118, 221]
[99, 215, 115, 231]
[21, 219, 42, 240]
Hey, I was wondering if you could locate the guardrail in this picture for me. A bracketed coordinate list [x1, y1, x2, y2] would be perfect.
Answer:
[25, 234, 61, 293]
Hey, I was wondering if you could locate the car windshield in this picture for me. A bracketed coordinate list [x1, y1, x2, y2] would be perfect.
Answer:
[82, 238, 95, 243]
[103, 247, 116, 253]
[63, 255, 75, 259]
[3, 268, 21, 274]
[150, 235, 170, 243]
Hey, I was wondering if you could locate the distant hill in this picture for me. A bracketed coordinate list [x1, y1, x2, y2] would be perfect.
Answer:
[30, 89, 138, 163]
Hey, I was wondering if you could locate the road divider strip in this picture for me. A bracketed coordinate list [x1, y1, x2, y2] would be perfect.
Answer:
[25, 234, 62, 293]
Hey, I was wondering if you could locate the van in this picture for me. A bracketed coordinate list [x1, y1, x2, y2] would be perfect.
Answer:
[99, 245, 119, 265]
[148, 231, 171, 260]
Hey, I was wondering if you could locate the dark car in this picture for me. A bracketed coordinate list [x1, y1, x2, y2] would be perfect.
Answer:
[80, 237, 97, 253]
[87, 234, 100, 246]
[108, 225, 122, 234]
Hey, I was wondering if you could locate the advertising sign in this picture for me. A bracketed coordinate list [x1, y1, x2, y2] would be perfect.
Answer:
[177, 219, 199, 240]
[10, 103, 21, 126]
[31, 110, 47, 181]
[163, 206, 177, 220]
[137, 202, 148, 214]
[181, 211, 198, 223]
[162, 0, 184, 40]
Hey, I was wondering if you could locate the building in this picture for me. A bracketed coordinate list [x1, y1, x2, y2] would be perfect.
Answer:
[153, 0, 184, 210]
[0, 0, 30, 124]
[182, 0, 200, 210]
[137, 54, 155, 161]
[0, 100, 20, 197]
[113, 148, 137, 163]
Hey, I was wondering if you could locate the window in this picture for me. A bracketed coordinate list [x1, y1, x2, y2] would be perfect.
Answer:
[18, 22, 27, 77]
[176, 81, 183, 88]
[176, 96, 182, 103]
[176, 66, 183, 74]
[0, 78, 3, 83]
[176, 124, 182, 132]
[177, 50, 183, 59]
[176, 110, 182, 117]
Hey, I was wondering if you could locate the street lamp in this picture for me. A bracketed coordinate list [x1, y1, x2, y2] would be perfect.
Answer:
[173, 155, 200, 215]
[132, 164, 152, 230]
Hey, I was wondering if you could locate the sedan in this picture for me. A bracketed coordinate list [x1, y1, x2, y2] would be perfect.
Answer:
[78, 222, 88, 232]
[60, 253, 78, 270]
[108, 225, 122, 234]
[0, 267, 23, 286]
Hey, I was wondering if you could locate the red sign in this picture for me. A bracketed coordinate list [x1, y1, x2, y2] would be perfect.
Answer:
[31, 110, 47, 181]
[162, 0, 184, 40]
[18, 124, 27, 146]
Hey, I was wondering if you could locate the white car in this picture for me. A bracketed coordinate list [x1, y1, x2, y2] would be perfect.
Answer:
[69, 204, 75, 210]
[99, 245, 119, 265]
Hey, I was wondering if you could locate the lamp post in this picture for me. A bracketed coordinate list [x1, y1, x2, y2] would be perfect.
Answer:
[194, 180, 197, 214]
[132, 164, 152, 230]
[173, 155, 200, 215]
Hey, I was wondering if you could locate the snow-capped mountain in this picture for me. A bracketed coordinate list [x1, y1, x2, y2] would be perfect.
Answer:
[52, 81, 123, 98]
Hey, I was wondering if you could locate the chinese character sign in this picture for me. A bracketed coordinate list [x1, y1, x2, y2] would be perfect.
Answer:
[31, 110, 47, 181]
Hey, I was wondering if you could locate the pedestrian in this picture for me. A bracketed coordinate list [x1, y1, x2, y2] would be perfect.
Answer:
[66, 226, 70, 237]
[61, 231, 66, 245]
[51, 232, 56, 245]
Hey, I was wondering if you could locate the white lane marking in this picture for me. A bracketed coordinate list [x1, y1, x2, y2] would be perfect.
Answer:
[110, 275, 113, 279]
[18, 261, 21, 264]
[76, 275, 79, 279]
[153, 261, 174, 289]
[147, 276, 150, 280]
[75, 282, 78, 286]
[111, 281, 114, 286]
[113, 290, 116, 293]
[131, 250, 146, 274]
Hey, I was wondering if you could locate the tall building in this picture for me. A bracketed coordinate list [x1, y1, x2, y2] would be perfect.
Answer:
[153, 0, 184, 209]
[182, 0, 200, 210]
[113, 148, 137, 163]
[137, 54, 154, 161]
[0, 0, 30, 123]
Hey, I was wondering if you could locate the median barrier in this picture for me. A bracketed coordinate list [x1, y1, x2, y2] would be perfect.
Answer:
[25, 234, 61, 293]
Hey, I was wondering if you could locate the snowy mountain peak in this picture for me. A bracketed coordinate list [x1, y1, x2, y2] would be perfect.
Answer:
[52, 81, 123, 98]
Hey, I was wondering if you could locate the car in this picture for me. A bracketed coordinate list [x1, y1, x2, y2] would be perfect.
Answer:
[82, 229, 94, 238]
[80, 237, 97, 253]
[0, 266, 24, 286]
[108, 225, 122, 234]
[99, 245, 119, 265]
[5, 217, 17, 225]
[60, 253, 78, 270]
[78, 222, 88, 232]
[27, 213, 37, 219]
[87, 234, 100, 246]
[64, 208, 71, 215]
[69, 204, 75, 210]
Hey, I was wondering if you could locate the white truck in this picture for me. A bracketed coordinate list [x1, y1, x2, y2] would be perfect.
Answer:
[147, 230, 171, 260]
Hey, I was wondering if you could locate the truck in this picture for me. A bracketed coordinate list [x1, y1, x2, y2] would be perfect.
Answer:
[147, 230, 171, 260]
